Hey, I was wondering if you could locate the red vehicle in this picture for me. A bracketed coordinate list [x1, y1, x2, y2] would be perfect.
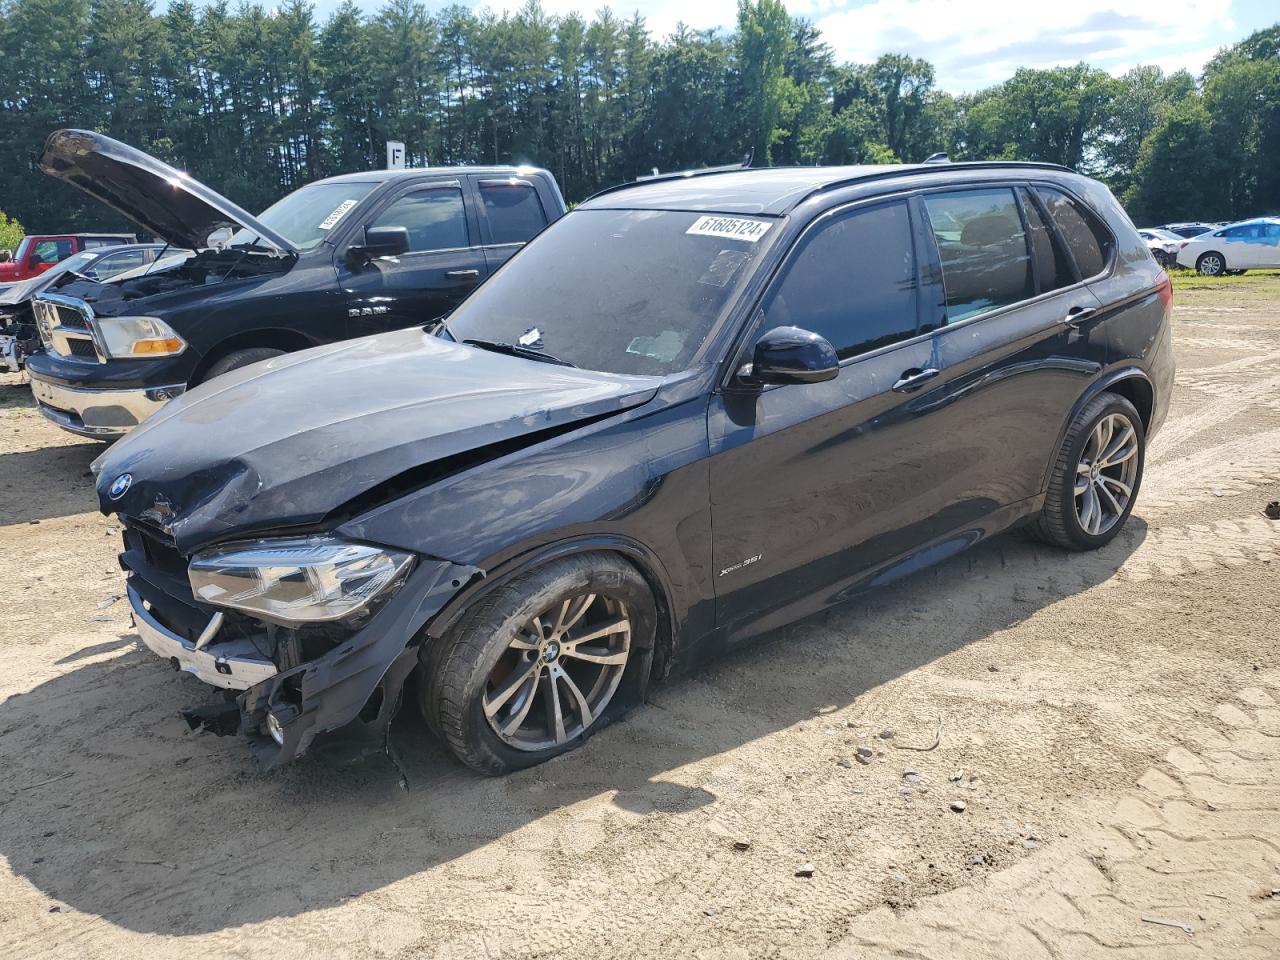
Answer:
[0, 232, 137, 282]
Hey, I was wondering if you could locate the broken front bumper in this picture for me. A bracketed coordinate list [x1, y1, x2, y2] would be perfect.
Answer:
[129, 583, 277, 690]
[128, 555, 481, 770]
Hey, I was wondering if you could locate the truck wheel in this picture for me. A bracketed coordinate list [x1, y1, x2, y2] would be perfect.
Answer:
[419, 553, 656, 775]
[200, 347, 285, 383]
[1026, 392, 1145, 552]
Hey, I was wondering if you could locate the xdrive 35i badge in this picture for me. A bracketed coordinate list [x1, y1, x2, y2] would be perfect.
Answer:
[108, 473, 132, 500]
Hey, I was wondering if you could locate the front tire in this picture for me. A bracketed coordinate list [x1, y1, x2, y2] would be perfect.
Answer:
[1196, 252, 1226, 276]
[419, 553, 656, 775]
[200, 346, 285, 383]
[1028, 392, 1145, 551]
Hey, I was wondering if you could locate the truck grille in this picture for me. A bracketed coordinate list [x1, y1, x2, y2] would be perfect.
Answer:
[31, 295, 103, 363]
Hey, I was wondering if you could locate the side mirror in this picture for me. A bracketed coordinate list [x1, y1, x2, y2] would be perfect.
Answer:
[349, 225, 410, 263]
[742, 326, 840, 386]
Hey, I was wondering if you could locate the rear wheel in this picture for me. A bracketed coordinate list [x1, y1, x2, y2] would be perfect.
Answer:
[200, 346, 285, 383]
[1196, 252, 1226, 276]
[419, 554, 655, 774]
[1027, 392, 1145, 551]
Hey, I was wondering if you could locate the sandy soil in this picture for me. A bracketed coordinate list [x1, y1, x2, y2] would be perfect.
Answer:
[0, 276, 1277, 960]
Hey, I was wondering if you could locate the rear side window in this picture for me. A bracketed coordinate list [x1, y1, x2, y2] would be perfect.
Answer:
[761, 200, 919, 360]
[1220, 223, 1264, 239]
[480, 180, 548, 245]
[33, 239, 74, 264]
[923, 188, 1033, 323]
[1037, 187, 1112, 278]
[372, 187, 469, 252]
[1019, 189, 1075, 293]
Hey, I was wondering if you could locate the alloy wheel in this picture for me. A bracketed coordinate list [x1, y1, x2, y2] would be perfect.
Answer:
[482, 593, 631, 751]
[1075, 413, 1139, 537]
[1198, 254, 1224, 276]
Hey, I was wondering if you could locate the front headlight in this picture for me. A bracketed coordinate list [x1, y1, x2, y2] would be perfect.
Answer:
[188, 536, 415, 625]
[96, 315, 187, 359]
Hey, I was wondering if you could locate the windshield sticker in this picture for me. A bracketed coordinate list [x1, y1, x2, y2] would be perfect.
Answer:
[626, 330, 684, 363]
[697, 249, 750, 288]
[518, 326, 543, 348]
[686, 216, 771, 243]
[318, 199, 358, 230]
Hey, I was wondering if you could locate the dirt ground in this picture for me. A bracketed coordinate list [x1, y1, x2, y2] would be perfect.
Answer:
[1, 275, 1277, 960]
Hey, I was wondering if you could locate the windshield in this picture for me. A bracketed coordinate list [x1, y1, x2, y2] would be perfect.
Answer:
[445, 208, 777, 376]
[229, 180, 379, 251]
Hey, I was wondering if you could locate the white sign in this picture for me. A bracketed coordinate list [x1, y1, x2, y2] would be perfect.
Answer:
[318, 199, 358, 231]
[685, 215, 771, 243]
[387, 140, 406, 170]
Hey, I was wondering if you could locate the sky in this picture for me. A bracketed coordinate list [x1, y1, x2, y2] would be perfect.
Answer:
[242, 0, 1276, 92]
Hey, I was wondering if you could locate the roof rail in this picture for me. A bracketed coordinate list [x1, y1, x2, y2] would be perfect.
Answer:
[794, 159, 1075, 210]
[587, 151, 754, 202]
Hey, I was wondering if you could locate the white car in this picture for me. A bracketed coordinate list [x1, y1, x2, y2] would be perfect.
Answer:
[1175, 217, 1280, 276]
[1137, 228, 1182, 267]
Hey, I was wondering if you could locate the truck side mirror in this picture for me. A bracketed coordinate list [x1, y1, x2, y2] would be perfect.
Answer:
[348, 226, 410, 263]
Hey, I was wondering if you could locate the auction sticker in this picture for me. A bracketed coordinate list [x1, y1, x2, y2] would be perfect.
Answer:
[318, 199, 359, 230]
[686, 215, 771, 243]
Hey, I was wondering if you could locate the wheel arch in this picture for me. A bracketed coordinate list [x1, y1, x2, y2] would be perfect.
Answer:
[425, 534, 682, 682]
[1040, 367, 1154, 493]
[191, 328, 316, 385]
[1196, 249, 1227, 273]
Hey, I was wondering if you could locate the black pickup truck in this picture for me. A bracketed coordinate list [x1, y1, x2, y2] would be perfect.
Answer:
[26, 130, 566, 438]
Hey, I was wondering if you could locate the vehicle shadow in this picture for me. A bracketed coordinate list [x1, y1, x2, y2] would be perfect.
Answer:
[0, 441, 103, 524]
[0, 519, 1146, 936]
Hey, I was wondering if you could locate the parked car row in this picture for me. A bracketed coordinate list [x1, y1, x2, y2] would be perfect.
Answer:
[22, 130, 1172, 775]
[1137, 217, 1280, 276]
[0, 230, 137, 283]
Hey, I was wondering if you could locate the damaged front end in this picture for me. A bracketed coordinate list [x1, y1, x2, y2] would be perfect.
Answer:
[121, 521, 479, 770]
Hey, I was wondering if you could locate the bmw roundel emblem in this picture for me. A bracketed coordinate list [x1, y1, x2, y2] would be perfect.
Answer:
[108, 473, 133, 500]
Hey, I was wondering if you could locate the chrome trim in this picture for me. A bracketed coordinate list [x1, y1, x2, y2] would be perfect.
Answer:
[33, 292, 104, 363]
[129, 583, 277, 691]
[28, 372, 184, 438]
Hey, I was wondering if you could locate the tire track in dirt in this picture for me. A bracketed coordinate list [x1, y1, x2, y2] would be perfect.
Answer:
[824, 672, 1280, 960]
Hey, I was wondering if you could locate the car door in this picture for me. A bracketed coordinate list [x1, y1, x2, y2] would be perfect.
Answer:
[473, 176, 553, 272]
[1207, 224, 1257, 269]
[1262, 223, 1280, 267]
[337, 179, 488, 337]
[708, 197, 945, 634]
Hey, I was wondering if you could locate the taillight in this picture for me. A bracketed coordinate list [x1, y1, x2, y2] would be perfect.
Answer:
[1157, 273, 1173, 310]
[1179, 240, 1189, 249]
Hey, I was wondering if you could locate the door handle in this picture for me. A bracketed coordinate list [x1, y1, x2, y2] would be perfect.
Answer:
[891, 367, 941, 393]
[446, 269, 480, 279]
[1062, 305, 1097, 327]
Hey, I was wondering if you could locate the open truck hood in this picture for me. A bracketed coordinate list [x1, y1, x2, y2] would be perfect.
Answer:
[94, 328, 661, 553]
[39, 130, 298, 254]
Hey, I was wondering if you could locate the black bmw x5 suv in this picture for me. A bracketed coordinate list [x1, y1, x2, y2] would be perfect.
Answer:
[93, 161, 1174, 773]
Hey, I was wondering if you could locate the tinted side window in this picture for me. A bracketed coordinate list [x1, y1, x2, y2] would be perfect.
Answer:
[1221, 223, 1263, 239]
[923, 188, 1033, 323]
[1020, 189, 1075, 293]
[1037, 187, 1112, 278]
[480, 181, 548, 245]
[34, 239, 73, 264]
[761, 200, 918, 360]
[372, 187, 469, 252]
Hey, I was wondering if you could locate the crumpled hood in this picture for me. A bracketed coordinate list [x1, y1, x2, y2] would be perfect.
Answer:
[39, 129, 297, 254]
[95, 328, 660, 553]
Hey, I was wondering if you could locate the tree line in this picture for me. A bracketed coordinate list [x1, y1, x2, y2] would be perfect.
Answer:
[0, 0, 1276, 237]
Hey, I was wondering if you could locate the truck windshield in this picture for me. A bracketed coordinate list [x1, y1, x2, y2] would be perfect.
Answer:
[445, 208, 778, 376]
[229, 181, 379, 251]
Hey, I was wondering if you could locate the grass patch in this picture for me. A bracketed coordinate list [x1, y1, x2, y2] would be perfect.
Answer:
[1167, 266, 1280, 292]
